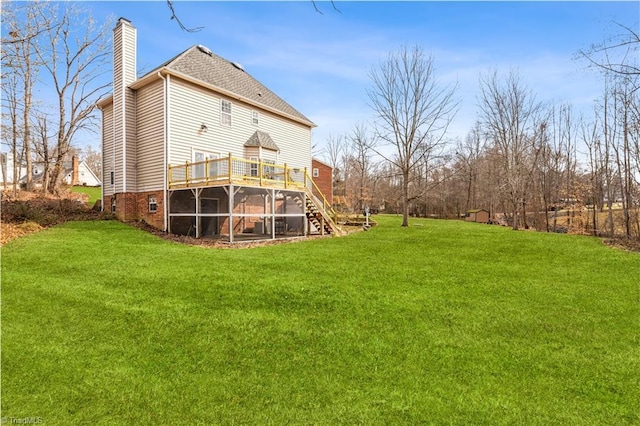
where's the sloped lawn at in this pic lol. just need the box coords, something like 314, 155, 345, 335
71, 185, 102, 206
2, 216, 638, 424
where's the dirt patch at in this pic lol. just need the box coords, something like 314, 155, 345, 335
602, 237, 640, 253
1, 189, 108, 246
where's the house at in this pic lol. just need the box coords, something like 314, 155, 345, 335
311, 158, 333, 206
465, 209, 490, 223
98, 18, 341, 242
60, 156, 101, 186
1, 154, 101, 188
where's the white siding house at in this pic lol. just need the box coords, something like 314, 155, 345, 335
98, 18, 340, 241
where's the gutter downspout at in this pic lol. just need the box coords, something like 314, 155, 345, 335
158, 71, 168, 232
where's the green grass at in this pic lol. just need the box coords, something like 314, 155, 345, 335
2, 216, 638, 424
70, 185, 101, 205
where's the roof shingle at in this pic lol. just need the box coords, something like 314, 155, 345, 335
244, 130, 280, 152
147, 45, 313, 126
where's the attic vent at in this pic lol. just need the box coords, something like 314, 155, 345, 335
197, 44, 213, 56
231, 61, 245, 72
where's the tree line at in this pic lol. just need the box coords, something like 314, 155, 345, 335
1, 2, 111, 194
323, 30, 639, 238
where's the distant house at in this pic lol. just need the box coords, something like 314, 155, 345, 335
61, 157, 101, 186
2, 154, 101, 188
465, 209, 490, 224
97, 18, 341, 242
311, 158, 333, 206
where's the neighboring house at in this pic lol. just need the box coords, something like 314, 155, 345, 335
311, 158, 333, 206
59, 156, 101, 186
1, 154, 101, 188
98, 18, 341, 242
465, 209, 490, 224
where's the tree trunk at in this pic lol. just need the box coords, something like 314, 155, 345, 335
402, 171, 409, 227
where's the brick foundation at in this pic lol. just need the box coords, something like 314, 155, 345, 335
136, 190, 165, 230
109, 190, 166, 231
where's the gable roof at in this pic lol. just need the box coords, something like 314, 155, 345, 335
130, 45, 315, 127
312, 157, 333, 169
244, 130, 280, 152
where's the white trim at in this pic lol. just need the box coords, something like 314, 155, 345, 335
159, 71, 168, 232
121, 26, 127, 193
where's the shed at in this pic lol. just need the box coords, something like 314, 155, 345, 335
465, 209, 490, 223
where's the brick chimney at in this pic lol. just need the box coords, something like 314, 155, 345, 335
72, 155, 79, 185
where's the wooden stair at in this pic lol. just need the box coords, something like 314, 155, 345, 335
303, 188, 344, 236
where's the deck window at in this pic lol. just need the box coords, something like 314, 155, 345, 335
263, 160, 276, 179
221, 100, 232, 126
193, 151, 220, 179
249, 157, 259, 177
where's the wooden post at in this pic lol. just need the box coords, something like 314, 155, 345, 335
185, 161, 190, 186
284, 164, 288, 189
228, 153, 233, 184
229, 183, 234, 243
259, 158, 263, 187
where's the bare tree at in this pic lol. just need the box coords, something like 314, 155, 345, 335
32, 112, 54, 193
456, 122, 485, 211
579, 22, 640, 77
1, 2, 47, 191
82, 145, 102, 180
324, 133, 345, 180
348, 123, 375, 211
478, 69, 544, 230
32, 4, 112, 193
1, 52, 22, 193
367, 45, 458, 226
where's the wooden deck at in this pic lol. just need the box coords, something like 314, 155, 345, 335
168, 155, 307, 191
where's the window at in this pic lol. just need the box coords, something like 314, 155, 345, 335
193, 151, 205, 178
249, 157, 259, 177
252, 111, 259, 126
149, 195, 158, 213
221, 99, 232, 126
193, 151, 220, 179
263, 160, 276, 179
312, 168, 319, 178
110, 171, 115, 185
111, 197, 116, 213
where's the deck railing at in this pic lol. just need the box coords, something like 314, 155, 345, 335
168, 154, 341, 232
168, 155, 306, 190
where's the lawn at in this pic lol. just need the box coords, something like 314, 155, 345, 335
2, 216, 638, 424
70, 185, 101, 206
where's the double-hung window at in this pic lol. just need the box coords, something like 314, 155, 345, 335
221, 99, 232, 126
148, 196, 158, 213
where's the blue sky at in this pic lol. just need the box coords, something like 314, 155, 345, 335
84, 1, 639, 154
